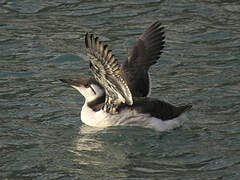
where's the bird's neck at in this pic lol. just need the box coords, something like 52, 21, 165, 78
86, 94, 105, 112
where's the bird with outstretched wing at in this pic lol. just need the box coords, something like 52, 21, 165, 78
85, 21, 165, 114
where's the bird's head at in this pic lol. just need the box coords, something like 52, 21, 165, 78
60, 78, 105, 103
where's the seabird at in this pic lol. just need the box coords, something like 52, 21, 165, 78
60, 21, 192, 131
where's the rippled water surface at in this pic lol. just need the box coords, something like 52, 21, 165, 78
1, 0, 240, 179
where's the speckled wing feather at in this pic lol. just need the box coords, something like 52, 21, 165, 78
85, 33, 133, 114
120, 21, 165, 97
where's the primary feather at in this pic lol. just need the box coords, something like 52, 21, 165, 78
85, 33, 133, 114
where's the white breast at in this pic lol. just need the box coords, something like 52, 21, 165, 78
80, 102, 187, 131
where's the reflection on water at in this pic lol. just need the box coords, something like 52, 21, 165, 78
1, 0, 240, 179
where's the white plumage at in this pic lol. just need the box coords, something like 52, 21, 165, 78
81, 100, 187, 131
60, 21, 192, 131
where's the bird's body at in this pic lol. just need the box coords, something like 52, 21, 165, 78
81, 102, 187, 131
60, 21, 192, 131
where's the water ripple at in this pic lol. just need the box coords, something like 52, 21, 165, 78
1, 0, 240, 179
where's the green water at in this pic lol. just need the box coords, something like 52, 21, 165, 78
1, 0, 240, 179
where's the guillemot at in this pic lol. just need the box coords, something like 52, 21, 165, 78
60, 21, 192, 131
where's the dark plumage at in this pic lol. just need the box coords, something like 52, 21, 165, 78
120, 21, 165, 97
131, 98, 192, 120
84, 21, 165, 113
61, 77, 192, 121
60, 20, 192, 125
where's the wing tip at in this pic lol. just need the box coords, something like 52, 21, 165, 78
140, 20, 165, 41
85, 33, 119, 70
85, 33, 97, 50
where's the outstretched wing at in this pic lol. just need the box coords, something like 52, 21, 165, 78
85, 33, 133, 114
120, 21, 165, 97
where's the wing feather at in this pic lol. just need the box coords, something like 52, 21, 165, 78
120, 21, 165, 97
85, 33, 133, 114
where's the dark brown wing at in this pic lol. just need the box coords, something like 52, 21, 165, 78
132, 97, 192, 120
120, 21, 165, 97
85, 33, 133, 114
